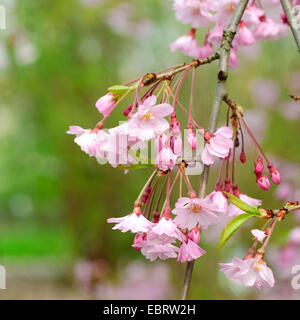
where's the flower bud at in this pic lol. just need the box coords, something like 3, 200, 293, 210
254, 156, 264, 174
268, 166, 281, 185
256, 173, 270, 191
187, 128, 197, 149
96, 93, 116, 116
133, 233, 144, 251
240, 151, 246, 164
188, 226, 200, 244
123, 104, 133, 116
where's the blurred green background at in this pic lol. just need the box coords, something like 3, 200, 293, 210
0, 0, 299, 299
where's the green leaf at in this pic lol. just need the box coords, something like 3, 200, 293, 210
224, 192, 261, 215
108, 85, 137, 100
218, 213, 258, 250
116, 163, 155, 171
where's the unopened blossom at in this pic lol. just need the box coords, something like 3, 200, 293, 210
133, 233, 145, 251
255, 156, 264, 174
95, 93, 116, 116
220, 257, 275, 288
256, 173, 271, 191
172, 196, 221, 230
172, 0, 214, 28
187, 127, 197, 149
170, 32, 200, 57
125, 95, 173, 141
177, 239, 206, 262
188, 226, 200, 244
251, 229, 267, 243
268, 166, 281, 185
170, 135, 182, 155
155, 133, 178, 171
202, 126, 233, 165
107, 208, 153, 233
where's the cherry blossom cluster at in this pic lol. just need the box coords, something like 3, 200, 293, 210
170, 0, 293, 67
67, 0, 300, 292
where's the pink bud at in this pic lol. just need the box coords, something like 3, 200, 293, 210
170, 135, 182, 155
224, 178, 232, 194
240, 151, 246, 164
187, 128, 197, 149
123, 104, 133, 116
254, 156, 264, 174
269, 166, 281, 185
133, 233, 144, 251
256, 173, 270, 191
188, 226, 200, 244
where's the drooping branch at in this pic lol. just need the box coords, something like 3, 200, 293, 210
180, 0, 250, 301
280, 0, 300, 51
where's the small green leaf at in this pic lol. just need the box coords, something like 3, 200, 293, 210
218, 213, 258, 250
224, 192, 261, 215
116, 163, 155, 171
108, 85, 137, 100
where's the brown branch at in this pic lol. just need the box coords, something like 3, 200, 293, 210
280, 0, 300, 52
180, 0, 250, 301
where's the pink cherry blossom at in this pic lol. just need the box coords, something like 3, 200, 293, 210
155, 133, 178, 171
172, 196, 221, 230
234, 21, 255, 46
197, 41, 214, 60
220, 257, 275, 288
172, 0, 214, 28
67, 125, 89, 137
156, 147, 177, 171
207, 23, 223, 45
147, 217, 184, 244
251, 229, 267, 243
107, 209, 153, 233
254, 16, 286, 40
212, 0, 239, 27
68, 127, 107, 157
289, 227, 300, 245
95, 93, 116, 116
177, 239, 206, 262
206, 190, 228, 215
202, 127, 233, 165
138, 241, 179, 261
170, 33, 200, 57
228, 48, 239, 68
125, 95, 173, 141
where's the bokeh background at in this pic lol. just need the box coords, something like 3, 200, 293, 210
0, 0, 300, 299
